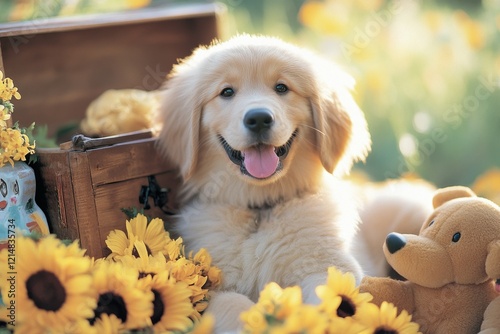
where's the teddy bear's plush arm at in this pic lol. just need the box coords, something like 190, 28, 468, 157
480, 298, 500, 334
359, 276, 415, 313
480, 240, 500, 333
485, 240, 500, 279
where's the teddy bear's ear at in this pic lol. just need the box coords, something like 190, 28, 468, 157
432, 186, 477, 209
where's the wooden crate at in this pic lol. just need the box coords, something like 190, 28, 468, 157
34, 131, 182, 258
0, 3, 221, 257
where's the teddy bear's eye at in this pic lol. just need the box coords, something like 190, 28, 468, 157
452, 232, 461, 243
428, 220, 435, 227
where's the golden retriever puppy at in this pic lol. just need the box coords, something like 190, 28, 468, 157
156, 34, 414, 331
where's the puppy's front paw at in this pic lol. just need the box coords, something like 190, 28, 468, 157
207, 291, 255, 333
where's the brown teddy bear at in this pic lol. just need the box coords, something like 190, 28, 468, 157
359, 186, 500, 334
479, 239, 500, 333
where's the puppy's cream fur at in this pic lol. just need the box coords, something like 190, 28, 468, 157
157, 35, 427, 332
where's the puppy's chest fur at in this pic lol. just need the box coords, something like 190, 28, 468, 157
175, 188, 357, 301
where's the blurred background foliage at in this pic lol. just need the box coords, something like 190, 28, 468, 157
0, 0, 499, 197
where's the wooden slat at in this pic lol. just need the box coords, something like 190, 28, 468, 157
86, 138, 178, 186
34, 148, 80, 241
68, 151, 103, 257
0, 3, 223, 36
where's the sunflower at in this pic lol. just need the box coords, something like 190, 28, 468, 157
170, 248, 222, 317
0, 235, 96, 332
105, 214, 169, 259
327, 316, 368, 334
241, 282, 304, 333
277, 304, 329, 334
166, 256, 198, 283
90, 313, 124, 334
316, 266, 373, 319
356, 302, 421, 334
163, 234, 184, 261
137, 270, 194, 332
191, 313, 215, 334
89, 260, 153, 330
117, 240, 168, 279
192, 248, 222, 290
4, 320, 94, 334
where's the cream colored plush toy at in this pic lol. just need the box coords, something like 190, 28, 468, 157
360, 186, 500, 334
81, 89, 160, 137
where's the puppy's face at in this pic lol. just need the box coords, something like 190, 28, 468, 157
158, 35, 371, 188
200, 48, 315, 183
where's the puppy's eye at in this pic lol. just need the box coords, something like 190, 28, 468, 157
275, 83, 288, 94
220, 87, 235, 98
452, 232, 461, 243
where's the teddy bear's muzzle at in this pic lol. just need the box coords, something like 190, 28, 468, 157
386, 232, 407, 254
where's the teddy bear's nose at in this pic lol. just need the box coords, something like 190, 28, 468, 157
386, 232, 407, 254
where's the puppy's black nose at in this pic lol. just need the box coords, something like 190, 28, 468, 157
386, 233, 407, 254
244, 108, 274, 133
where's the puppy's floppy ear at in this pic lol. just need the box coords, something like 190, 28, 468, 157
156, 48, 208, 180
310, 60, 371, 175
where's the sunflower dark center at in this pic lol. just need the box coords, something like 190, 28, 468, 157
336, 296, 356, 318
26, 270, 66, 311
151, 289, 165, 325
89, 292, 127, 325
132, 243, 152, 258
138, 271, 156, 280
374, 327, 398, 334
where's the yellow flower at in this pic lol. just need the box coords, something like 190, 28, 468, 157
166, 256, 198, 283
137, 271, 194, 332
241, 282, 305, 333
354, 0, 384, 11
0, 128, 35, 167
163, 234, 184, 261
207, 265, 222, 289
299, 1, 350, 35
105, 214, 169, 259
89, 313, 123, 334
0, 70, 21, 101
356, 302, 421, 334
117, 240, 168, 279
0, 104, 11, 128
328, 316, 368, 334
279, 305, 329, 334
193, 248, 222, 289
472, 168, 500, 205
166, 251, 222, 317
126, 0, 151, 9
89, 260, 153, 330
191, 313, 216, 334
0, 235, 96, 332
316, 266, 373, 319
423, 11, 444, 33
240, 307, 268, 334
454, 10, 485, 50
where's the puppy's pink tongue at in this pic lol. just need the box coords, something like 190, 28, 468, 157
243, 145, 279, 179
